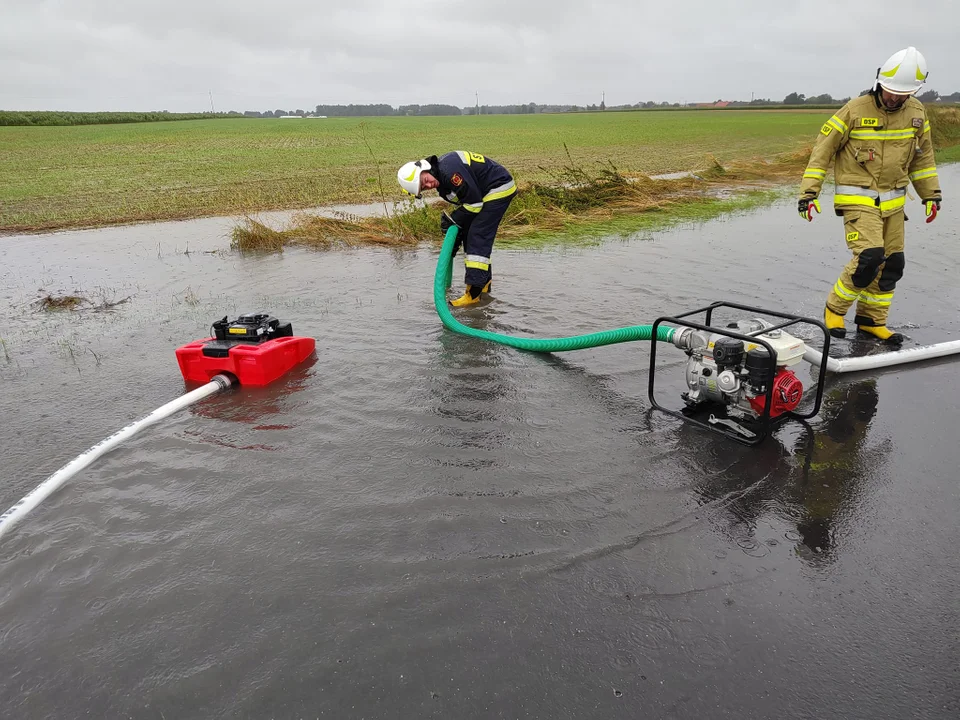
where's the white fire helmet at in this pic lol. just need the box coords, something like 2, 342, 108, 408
397, 159, 431, 198
874, 46, 929, 95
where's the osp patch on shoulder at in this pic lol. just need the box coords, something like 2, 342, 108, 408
820, 124, 832, 136
451, 173, 463, 187
912, 117, 923, 128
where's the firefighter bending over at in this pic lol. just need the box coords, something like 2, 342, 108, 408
398, 151, 517, 307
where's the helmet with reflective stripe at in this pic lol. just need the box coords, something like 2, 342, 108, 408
397, 158, 431, 198
874, 46, 929, 95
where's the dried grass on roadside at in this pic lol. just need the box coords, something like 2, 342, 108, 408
232, 147, 811, 253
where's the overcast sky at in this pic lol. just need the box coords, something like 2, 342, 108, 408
2, 0, 959, 112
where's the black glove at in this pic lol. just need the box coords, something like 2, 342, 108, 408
440, 211, 459, 234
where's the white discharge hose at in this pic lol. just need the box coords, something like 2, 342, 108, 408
804, 340, 960, 373
0, 374, 234, 542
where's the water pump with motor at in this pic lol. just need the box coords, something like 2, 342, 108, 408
649, 302, 831, 444
677, 318, 806, 419
175, 311, 316, 386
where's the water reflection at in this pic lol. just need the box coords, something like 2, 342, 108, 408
684, 377, 882, 566
792, 378, 880, 563
531, 352, 660, 436
187, 354, 318, 427
425, 314, 522, 462
679, 417, 795, 540
430, 310, 519, 421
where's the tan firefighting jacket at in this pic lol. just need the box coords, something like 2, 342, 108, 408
799, 94, 942, 217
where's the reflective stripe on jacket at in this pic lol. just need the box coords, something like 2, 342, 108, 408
427, 151, 516, 226
799, 94, 941, 216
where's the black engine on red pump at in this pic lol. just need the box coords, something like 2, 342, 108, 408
648, 302, 831, 445
677, 319, 806, 419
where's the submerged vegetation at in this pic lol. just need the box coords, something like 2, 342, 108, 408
34, 294, 87, 311
31, 291, 132, 313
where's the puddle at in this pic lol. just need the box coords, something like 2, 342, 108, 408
1, 165, 958, 719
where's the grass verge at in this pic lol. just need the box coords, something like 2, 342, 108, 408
231, 149, 806, 253
232, 105, 960, 253
929, 105, 960, 159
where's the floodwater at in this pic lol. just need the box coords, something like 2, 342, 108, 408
1, 167, 958, 719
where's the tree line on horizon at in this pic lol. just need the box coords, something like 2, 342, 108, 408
256, 90, 960, 116
2, 90, 959, 126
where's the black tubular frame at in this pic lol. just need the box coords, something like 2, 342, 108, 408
648, 301, 831, 446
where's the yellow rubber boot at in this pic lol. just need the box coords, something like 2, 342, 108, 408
824, 307, 847, 339
857, 324, 904, 345
450, 281, 491, 308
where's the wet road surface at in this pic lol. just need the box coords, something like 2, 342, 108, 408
1, 169, 959, 719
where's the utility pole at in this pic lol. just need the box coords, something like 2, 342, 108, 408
601, 91, 605, 110
209, 90, 215, 113
476, 91, 480, 116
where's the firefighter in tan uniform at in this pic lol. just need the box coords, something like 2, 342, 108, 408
798, 47, 943, 344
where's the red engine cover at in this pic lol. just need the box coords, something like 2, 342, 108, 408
748, 368, 804, 418
176, 335, 316, 387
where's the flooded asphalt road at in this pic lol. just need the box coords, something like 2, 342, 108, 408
1, 168, 959, 719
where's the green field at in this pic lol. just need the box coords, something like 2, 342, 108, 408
0, 111, 825, 233
1, 108, 956, 234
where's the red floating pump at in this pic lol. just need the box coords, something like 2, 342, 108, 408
176, 312, 315, 386
748, 368, 804, 418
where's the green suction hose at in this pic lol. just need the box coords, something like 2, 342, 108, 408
434, 226, 675, 352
